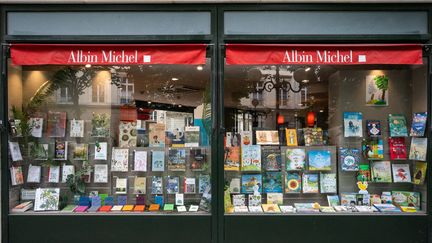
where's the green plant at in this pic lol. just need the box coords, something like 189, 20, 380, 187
374, 75, 389, 101
66, 161, 92, 196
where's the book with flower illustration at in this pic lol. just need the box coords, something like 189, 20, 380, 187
47, 111, 66, 137
410, 112, 427, 137
29, 117, 44, 138
303, 128, 324, 146
371, 161, 392, 183
388, 114, 408, 137
413, 161, 427, 185
302, 173, 319, 193
286, 148, 306, 171
72, 143, 88, 160
91, 113, 110, 137
285, 128, 298, 146
263, 172, 283, 193
262, 147, 282, 171
133, 150, 147, 171
388, 137, 407, 160
256, 130, 279, 145
343, 112, 363, 137
339, 147, 360, 171
34, 188, 60, 211
54, 141, 68, 160
285, 172, 301, 193
70, 119, 84, 138
190, 148, 207, 171
241, 145, 261, 171
362, 138, 384, 160
111, 148, 129, 172
119, 121, 137, 147
409, 137, 428, 161
392, 164, 411, 183
241, 174, 262, 194
168, 149, 186, 171
308, 150, 331, 171
224, 147, 240, 171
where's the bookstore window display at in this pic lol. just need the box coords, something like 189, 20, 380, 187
223, 61, 428, 214
8, 59, 213, 214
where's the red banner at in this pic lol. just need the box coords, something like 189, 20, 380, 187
11, 44, 207, 65
226, 44, 423, 65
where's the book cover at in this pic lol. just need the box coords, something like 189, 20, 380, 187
366, 120, 381, 136
60, 205, 77, 213
28, 143, 49, 160
198, 174, 211, 194
362, 138, 384, 160
111, 148, 129, 172
184, 177, 196, 194
320, 173, 337, 193
151, 150, 165, 172
285, 172, 301, 193
392, 164, 411, 183
391, 191, 420, 209
151, 176, 163, 194
357, 164, 371, 182
248, 194, 262, 207
115, 178, 127, 194
47, 111, 66, 137
136, 128, 148, 147
154, 196, 163, 208
240, 131, 253, 147
54, 141, 68, 160
119, 121, 137, 147
388, 137, 407, 160
262, 147, 282, 171
72, 143, 88, 160
61, 164, 75, 183
34, 188, 60, 211
168, 149, 186, 171
286, 148, 306, 171
175, 193, 184, 206
339, 148, 360, 171
94, 164, 108, 183
285, 128, 298, 146
190, 148, 207, 171
136, 195, 146, 205
27, 164, 41, 183
8, 141, 22, 161
10, 166, 24, 186
133, 205, 146, 212
366, 75, 389, 106
29, 117, 44, 138
91, 113, 110, 137
122, 205, 134, 211
225, 132, 233, 147
163, 204, 174, 211
410, 112, 427, 137
167, 176, 180, 194
184, 126, 200, 147
371, 161, 392, 183
48, 165, 60, 183
249, 206, 263, 213
229, 178, 241, 194
308, 150, 332, 171
413, 161, 427, 185
267, 193, 283, 205
70, 119, 84, 138
94, 142, 108, 160
409, 137, 428, 161
388, 114, 408, 137
241, 145, 261, 171
343, 112, 363, 137
256, 130, 279, 145
224, 147, 240, 171
133, 177, 146, 194
303, 128, 324, 146
241, 174, 262, 194
261, 204, 281, 213
169, 126, 185, 147
263, 172, 283, 193
327, 195, 340, 207
340, 193, 357, 206
149, 123, 166, 147
133, 150, 147, 171
279, 205, 295, 213
234, 205, 249, 213
302, 173, 319, 193
232, 194, 246, 206
9, 119, 22, 137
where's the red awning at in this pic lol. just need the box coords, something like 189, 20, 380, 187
226, 44, 423, 65
11, 44, 207, 65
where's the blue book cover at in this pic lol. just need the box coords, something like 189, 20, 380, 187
366, 120, 381, 136
241, 174, 262, 194
152, 176, 163, 194
166, 176, 180, 194
198, 174, 211, 193
410, 112, 427, 137
78, 196, 91, 206
117, 195, 127, 205
155, 195, 164, 207
343, 112, 363, 137
104, 196, 115, 206
308, 150, 332, 171
152, 151, 165, 172
91, 196, 102, 207
339, 148, 360, 171
263, 172, 283, 193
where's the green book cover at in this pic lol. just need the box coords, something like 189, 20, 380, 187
61, 205, 77, 212
163, 204, 174, 211
99, 194, 108, 205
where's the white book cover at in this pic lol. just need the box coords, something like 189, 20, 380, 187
61, 165, 75, 183
185, 126, 200, 147
8, 141, 23, 161
111, 148, 129, 172
94, 164, 108, 183
70, 119, 84, 137
229, 178, 241, 194
234, 205, 249, 213
10, 166, 24, 186
177, 205, 187, 212
48, 166, 60, 183
279, 205, 296, 213
232, 194, 246, 206
27, 164, 41, 183
240, 131, 253, 147
29, 117, 44, 138
248, 206, 263, 213
175, 193, 184, 206
184, 177, 196, 194
392, 164, 412, 183
34, 188, 60, 211
115, 177, 127, 194
133, 177, 146, 194
134, 151, 147, 172
188, 205, 199, 212
94, 142, 108, 160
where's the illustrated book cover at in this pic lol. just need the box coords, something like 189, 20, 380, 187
151, 150, 165, 172
29, 117, 44, 138
151, 176, 163, 194
302, 173, 319, 193
167, 176, 180, 194
48, 165, 60, 183
339, 147, 360, 171
409, 137, 427, 161
184, 126, 200, 147
47, 111, 67, 137
10, 166, 24, 186
224, 147, 240, 171
371, 161, 392, 183
70, 119, 84, 138
241, 174, 262, 194
285, 128, 298, 146
133, 177, 146, 194
61, 164, 75, 183
8, 141, 22, 161
388, 114, 408, 137
392, 164, 411, 183
241, 145, 261, 171
286, 148, 306, 171
263, 172, 283, 193
410, 112, 427, 137
27, 164, 41, 183
94, 164, 108, 183
72, 143, 88, 160
133, 150, 147, 171
388, 137, 407, 160
285, 172, 301, 193
262, 147, 282, 171
94, 142, 108, 160
320, 173, 337, 193
362, 138, 384, 160
343, 112, 363, 137
190, 148, 207, 171
366, 120, 381, 136
308, 150, 332, 171
255, 130, 279, 145
303, 128, 324, 146
168, 149, 186, 171
149, 123, 166, 147
184, 177, 196, 194
118, 121, 137, 148
54, 141, 68, 160
111, 148, 129, 172
34, 188, 60, 211
413, 161, 427, 185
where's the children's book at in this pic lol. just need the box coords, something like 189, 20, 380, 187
169, 126, 185, 147
149, 123, 166, 147
48, 165, 60, 183
241, 145, 261, 171
373, 204, 401, 212
118, 121, 137, 147
248, 194, 262, 207
303, 128, 324, 146
133, 150, 147, 171
72, 143, 88, 160
199, 188, 211, 212
340, 193, 357, 206
27, 164, 41, 183
240, 131, 253, 147
29, 117, 44, 138
392, 164, 411, 183
308, 150, 331, 171
10, 166, 24, 186
388, 114, 408, 137
388, 137, 407, 160
249, 206, 264, 213
410, 112, 427, 137
302, 173, 319, 193
366, 120, 381, 137
371, 161, 392, 183
175, 193, 184, 206
339, 148, 360, 171
413, 161, 427, 185
229, 178, 241, 194
232, 194, 246, 206
47, 111, 66, 137
198, 174, 211, 194
241, 174, 262, 194
184, 126, 200, 147
263, 172, 283, 193
256, 130, 279, 145
343, 112, 363, 137
320, 173, 337, 193
392, 191, 420, 209
224, 147, 240, 171
133, 177, 146, 194
151, 176, 163, 194
34, 188, 60, 211
327, 195, 340, 207
94, 142, 108, 160
168, 149, 186, 171
8, 141, 22, 161
409, 137, 428, 161
261, 204, 281, 213
152, 150, 165, 172
267, 193, 283, 205
262, 147, 282, 171
357, 164, 371, 182
184, 177, 196, 194
286, 148, 306, 171
166, 176, 180, 194
279, 206, 295, 213
285, 128, 298, 146
70, 119, 84, 138
111, 148, 129, 172
54, 141, 68, 160
91, 113, 110, 137
190, 148, 207, 171
285, 172, 301, 193
94, 164, 108, 183
362, 138, 384, 160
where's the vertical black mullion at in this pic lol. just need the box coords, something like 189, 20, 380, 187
427, 48, 432, 243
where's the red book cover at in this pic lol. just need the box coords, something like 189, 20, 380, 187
47, 111, 67, 137
388, 137, 407, 160
98, 205, 113, 212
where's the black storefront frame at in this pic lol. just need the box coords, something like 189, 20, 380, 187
0, 3, 431, 243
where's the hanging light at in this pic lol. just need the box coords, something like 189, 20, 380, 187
277, 114, 285, 125
306, 111, 315, 127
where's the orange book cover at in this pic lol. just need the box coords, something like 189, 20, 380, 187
122, 205, 134, 211
149, 204, 160, 211
133, 205, 145, 212
98, 205, 112, 212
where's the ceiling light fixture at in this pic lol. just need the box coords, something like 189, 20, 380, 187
305, 67, 311, 72
85, 64, 92, 68
171, 78, 179, 81
197, 66, 203, 71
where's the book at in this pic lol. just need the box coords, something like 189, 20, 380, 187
94, 164, 108, 183
72, 143, 88, 160
354, 206, 376, 213
119, 121, 137, 147
98, 205, 113, 212
410, 112, 427, 137
339, 148, 360, 171
190, 148, 207, 171
167, 176, 180, 194
177, 205, 187, 212
308, 150, 331, 171
320, 206, 336, 213
117, 195, 127, 206
60, 205, 77, 213
241, 174, 262, 194
94, 142, 108, 160
224, 147, 240, 171
133, 150, 147, 171
249, 206, 263, 213
91, 113, 110, 137
10, 166, 24, 186
381, 191, 392, 204
198, 174, 211, 193
232, 194, 246, 206
413, 161, 427, 185
27, 164, 41, 183
48, 166, 60, 183
241, 145, 261, 171
263, 172, 283, 193
155, 195, 164, 207
388, 137, 407, 160
409, 137, 428, 161
199, 187, 212, 212
392, 164, 411, 183
169, 126, 185, 147
320, 173, 337, 193
8, 141, 22, 161
175, 193, 184, 206
327, 195, 340, 207
285, 172, 301, 193
234, 205, 249, 213
74, 206, 89, 212
47, 111, 66, 137
184, 126, 200, 147
388, 114, 408, 137
255, 130, 279, 145
149, 123, 166, 147
9, 119, 22, 137
261, 204, 281, 213
184, 177, 196, 194
61, 165, 75, 183
366, 120, 381, 136
115, 178, 127, 194
151, 176, 163, 194
229, 178, 241, 193
29, 117, 44, 138
285, 128, 298, 146
285, 148, 306, 171
168, 149, 186, 171
54, 141, 68, 160
122, 205, 134, 211
163, 204, 174, 211
111, 148, 129, 172
302, 173, 319, 193
133, 205, 145, 212
28, 143, 49, 160
70, 119, 84, 137
111, 205, 124, 211
362, 138, 384, 160
267, 193, 283, 205
151, 150, 165, 172
371, 161, 392, 183
248, 194, 262, 207
303, 128, 323, 146
240, 131, 253, 147
136, 195, 146, 205
340, 193, 357, 206
278, 205, 295, 213
262, 147, 282, 171
133, 177, 146, 194
392, 191, 420, 209
400, 206, 417, 213
34, 188, 60, 211
343, 112, 363, 137
188, 205, 199, 212
357, 164, 371, 181
136, 127, 148, 147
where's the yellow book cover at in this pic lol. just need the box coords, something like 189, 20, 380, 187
149, 204, 160, 211
122, 205, 134, 211
285, 129, 298, 146
261, 204, 281, 213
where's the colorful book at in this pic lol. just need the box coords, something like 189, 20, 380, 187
133, 150, 147, 171
262, 147, 282, 171
371, 161, 392, 183
54, 141, 68, 160
8, 141, 22, 161
151, 176, 163, 194
163, 204, 174, 211
34, 188, 60, 211
373, 204, 401, 212
343, 112, 363, 137
302, 173, 319, 193
94, 142, 108, 160
413, 161, 427, 185
240, 131, 253, 147
184, 126, 200, 147
152, 150, 165, 172
232, 194, 246, 206
255, 130, 279, 145
149, 123, 166, 147
48, 166, 60, 183
190, 148, 207, 171
60, 205, 77, 213
410, 112, 427, 137
47, 111, 66, 137
340, 193, 357, 206
27, 164, 41, 183
198, 174, 211, 194
224, 147, 240, 171
168, 149, 186, 171
72, 143, 88, 160
122, 205, 134, 211
286, 148, 306, 171
263, 172, 283, 193
366, 120, 381, 136
98, 205, 113, 212
118, 121, 137, 147
241, 174, 262, 194
248, 194, 262, 207
308, 150, 331, 171
133, 177, 146, 194
388, 114, 408, 137
91, 113, 110, 137
327, 195, 340, 207
267, 193, 283, 205
285, 128, 298, 146
28, 143, 48, 160
261, 204, 281, 213
392, 164, 411, 183
409, 137, 427, 161
133, 205, 145, 212
357, 164, 371, 182
10, 166, 24, 186
388, 137, 407, 160
94, 164, 108, 183
362, 138, 384, 160
303, 128, 323, 146
285, 172, 301, 193
115, 178, 127, 194
339, 148, 360, 171
184, 177, 196, 194
392, 191, 420, 209
74, 206, 88, 212
29, 117, 44, 138
241, 145, 261, 171
111, 148, 129, 172
167, 176, 180, 194
320, 173, 337, 193
70, 119, 84, 138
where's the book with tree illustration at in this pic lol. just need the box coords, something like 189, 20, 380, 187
241, 145, 261, 171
